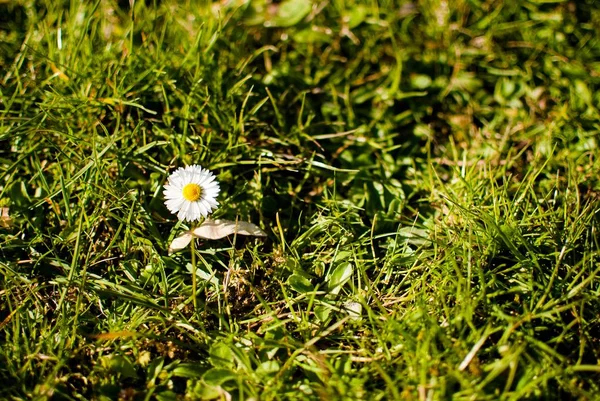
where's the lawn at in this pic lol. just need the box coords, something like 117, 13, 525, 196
1, 0, 600, 399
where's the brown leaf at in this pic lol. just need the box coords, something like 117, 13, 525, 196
1, 207, 12, 228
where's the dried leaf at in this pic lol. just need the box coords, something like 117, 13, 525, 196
343, 301, 362, 320
0, 207, 12, 228
168, 219, 266, 253
191, 219, 266, 240
168, 232, 193, 254
50, 63, 69, 81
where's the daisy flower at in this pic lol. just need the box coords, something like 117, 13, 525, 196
163, 165, 220, 222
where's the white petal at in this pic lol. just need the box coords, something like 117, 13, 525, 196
198, 199, 210, 212
164, 188, 182, 199
177, 201, 191, 221
191, 202, 202, 220
196, 201, 208, 217
204, 186, 219, 195
200, 176, 214, 186
205, 197, 218, 208
166, 198, 185, 211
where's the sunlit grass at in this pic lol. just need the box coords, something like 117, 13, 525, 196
1, 0, 600, 399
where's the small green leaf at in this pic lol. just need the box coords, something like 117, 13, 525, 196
315, 305, 331, 322
410, 74, 432, 89
209, 342, 234, 368
332, 250, 352, 264
288, 274, 314, 293
191, 382, 228, 400
256, 360, 280, 377
101, 355, 137, 379
242, 0, 267, 26
202, 368, 236, 385
155, 391, 179, 401
574, 79, 592, 105
146, 357, 165, 385
293, 28, 331, 43
328, 263, 353, 294
397, 226, 430, 247
172, 363, 206, 378
8, 181, 30, 208
346, 5, 368, 28
272, 0, 311, 27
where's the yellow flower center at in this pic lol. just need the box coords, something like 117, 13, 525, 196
182, 183, 202, 201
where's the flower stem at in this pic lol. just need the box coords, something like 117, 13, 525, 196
191, 229, 197, 311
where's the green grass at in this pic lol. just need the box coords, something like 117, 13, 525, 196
1, 0, 600, 399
